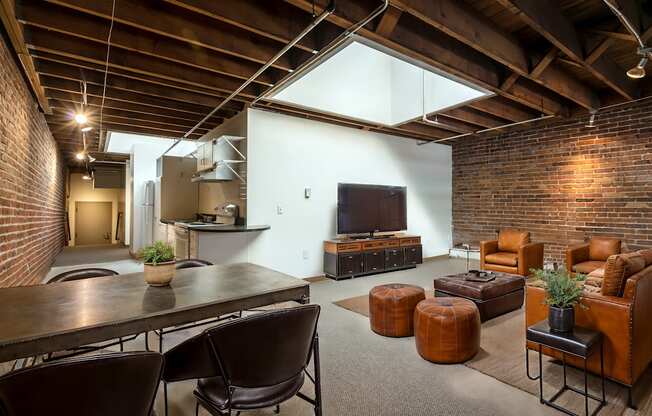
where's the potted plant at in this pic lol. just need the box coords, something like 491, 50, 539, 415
532, 268, 586, 332
140, 241, 176, 286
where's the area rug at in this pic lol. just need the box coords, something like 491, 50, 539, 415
333, 294, 652, 415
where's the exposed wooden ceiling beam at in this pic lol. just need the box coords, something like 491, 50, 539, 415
33, 52, 250, 109
160, 0, 323, 53
17, 2, 282, 86
530, 47, 559, 79
284, 0, 568, 118
496, 0, 638, 101
49, 118, 203, 139
24, 28, 261, 99
500, 72, 520, 91
392, 0, 599, 109
441, 107, 506, 128
586, 37, 616, 65
46, 114, 207, 137
36, 60, 243, 112
43, 0, 305, 72
468, 97, 534, 122
375, 5, 403, 38
39, 75, 233, 121
584, 28, 636, 42
50, 107, 215, 132
0, 0, 50, 113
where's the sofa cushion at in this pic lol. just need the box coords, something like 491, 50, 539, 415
497, 229, 530, 253
484, 252, 518, 267
636, 249, 652, 267
572, 261, 605, 275
589, 237, 621, 261
602, 254, 637, 297
587, 267, 604, 278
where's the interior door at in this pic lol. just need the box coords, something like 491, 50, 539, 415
75, 201, 113, 246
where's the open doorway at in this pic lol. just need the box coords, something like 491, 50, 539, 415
75, 201, 113, 246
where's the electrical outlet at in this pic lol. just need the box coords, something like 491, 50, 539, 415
302, 250, 309, 260
276, 205, 284, 215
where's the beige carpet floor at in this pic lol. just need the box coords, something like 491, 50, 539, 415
333, 294, 652, 416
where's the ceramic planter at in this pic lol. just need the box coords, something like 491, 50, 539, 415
548, 306, 575, 333
143, 261, 175, 286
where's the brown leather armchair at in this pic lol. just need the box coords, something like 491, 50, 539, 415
480, 229, 543, 276
526, 250, 652, 406
566, 237, 621, 276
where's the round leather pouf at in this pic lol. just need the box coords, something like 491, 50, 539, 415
414, 297, 481, 363
369, 284, 426, 337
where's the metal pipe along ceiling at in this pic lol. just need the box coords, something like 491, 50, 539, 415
162, 0, 338, 156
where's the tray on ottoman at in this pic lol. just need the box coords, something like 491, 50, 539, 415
434, 272, 525, 321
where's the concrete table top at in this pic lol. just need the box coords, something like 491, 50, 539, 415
0, 263, 309, 362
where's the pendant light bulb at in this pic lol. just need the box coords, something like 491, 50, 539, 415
74, 113, 88, 124
75, 151, 86, 160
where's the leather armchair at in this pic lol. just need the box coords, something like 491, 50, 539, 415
480, 229, 543, 276
566, 237, 621, 276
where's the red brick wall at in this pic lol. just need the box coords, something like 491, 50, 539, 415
0, 33, 66, 286
452, 98, 652, 266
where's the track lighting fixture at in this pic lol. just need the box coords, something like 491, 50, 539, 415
627, 56, 648, 79
81, 126, 93, 132
75, 151, 86, 160
74, 113, 88, 124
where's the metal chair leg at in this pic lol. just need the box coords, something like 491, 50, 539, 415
159, 330, 163, 353
195, 401, 199, 416
119, 337, 124, 352
274, 404, 280, 413
164, 382, 168, 416
145, 332, 150, 351
314, 333, 323, 416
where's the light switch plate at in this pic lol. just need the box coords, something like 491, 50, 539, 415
276, 205, 284, 215
304, 187, 311, 199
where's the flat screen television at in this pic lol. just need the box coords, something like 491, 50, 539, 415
337, 183, 407, 236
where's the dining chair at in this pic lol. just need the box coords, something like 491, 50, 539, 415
162, 305, 322, 416
45, 267, 134, 358
147, 259, 231, 353
0, 352, 163, 416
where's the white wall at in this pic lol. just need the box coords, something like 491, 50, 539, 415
67, 173, 124, 246
246, 109, 452, 278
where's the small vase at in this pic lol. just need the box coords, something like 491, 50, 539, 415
548, 306, 574, 332
143, 261, 175, 286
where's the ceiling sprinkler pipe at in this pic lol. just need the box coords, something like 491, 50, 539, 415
162, 0, 337, 156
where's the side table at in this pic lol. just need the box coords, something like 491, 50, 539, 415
526, 320, 606, 416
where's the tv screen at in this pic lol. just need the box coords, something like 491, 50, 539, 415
337, 183, 407, 235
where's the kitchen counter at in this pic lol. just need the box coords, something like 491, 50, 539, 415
185, 224, 270, 233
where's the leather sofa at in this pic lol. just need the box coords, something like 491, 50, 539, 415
480, 229, 543, 276
566, 237, 622, 276
526, 249, 652, 405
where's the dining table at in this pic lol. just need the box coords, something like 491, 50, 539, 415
0, 263, 310, 363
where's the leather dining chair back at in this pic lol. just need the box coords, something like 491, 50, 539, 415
163, 305, 322, 416
48, 268, 118, 283
207, 305, 319, 388
0, 352, 163, 416
175, 259, 213, 270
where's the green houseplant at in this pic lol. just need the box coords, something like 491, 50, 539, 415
140, 241, 175, 286
531, 268, 586, 332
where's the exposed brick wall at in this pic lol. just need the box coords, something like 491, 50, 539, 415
452, 98, 652, 266
0, 33, 65, 286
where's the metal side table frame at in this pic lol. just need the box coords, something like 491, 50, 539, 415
526, 321, 606, 416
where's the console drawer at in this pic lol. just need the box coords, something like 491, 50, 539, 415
364, 250, 385, 273
337, 242, 361, 253
400, 237, 421, 246
338, 253, 362, 276
385, 248, 404, 269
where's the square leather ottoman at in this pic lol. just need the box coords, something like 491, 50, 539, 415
434, 273, 525, 322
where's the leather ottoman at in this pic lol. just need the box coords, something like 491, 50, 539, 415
434, 273, 525, 322
414, 297, 480, 363
369, 284, 425, 337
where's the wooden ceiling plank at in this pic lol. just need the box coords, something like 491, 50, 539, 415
161, 0, 320, 53
441, 107, 505, 128
393, 0, 598, 109
0, 0, 50, 113
17, 2, 281, 86
586, 37, 616, 65
46, 114, 208, 135
24, 28, 260, 99
497, 0, 637, 101
468, 97, 533, 122
375, 5, 403, 38
33, 54, 249, 109
43, 0, 299, 71
530, 47, 558, 79
500, 72, 520, 91
36, 60, 243, 112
